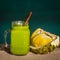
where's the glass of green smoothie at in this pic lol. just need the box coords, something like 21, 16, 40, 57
4, 11, 32, 55
4, 21, 30, 55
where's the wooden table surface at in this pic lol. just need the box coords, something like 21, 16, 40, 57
0, 44, 60, 60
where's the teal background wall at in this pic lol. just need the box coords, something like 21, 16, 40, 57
0, 0, 60, 43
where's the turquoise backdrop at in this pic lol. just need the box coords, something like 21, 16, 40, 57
0, 0, 60, 43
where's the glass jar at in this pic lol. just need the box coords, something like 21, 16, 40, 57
4, 21, 30, 55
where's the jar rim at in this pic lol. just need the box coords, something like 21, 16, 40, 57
12, 20, 28, 26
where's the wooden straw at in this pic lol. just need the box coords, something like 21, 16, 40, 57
23, 11, 32, 25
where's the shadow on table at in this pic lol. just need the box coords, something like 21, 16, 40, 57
0, 44, 11, 54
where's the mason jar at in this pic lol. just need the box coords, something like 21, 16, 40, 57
4, 21, 30, 55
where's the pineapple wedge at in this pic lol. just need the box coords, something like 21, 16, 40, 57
30, 28, 60, 54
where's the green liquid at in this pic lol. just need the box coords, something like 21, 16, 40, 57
10, 26, 30, 55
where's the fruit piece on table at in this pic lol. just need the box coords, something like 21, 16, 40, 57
30, 28, 59, 54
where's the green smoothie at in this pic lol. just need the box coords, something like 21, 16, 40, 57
10, 21, 30, 55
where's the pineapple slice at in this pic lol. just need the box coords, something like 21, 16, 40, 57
30, 28, 59, 54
